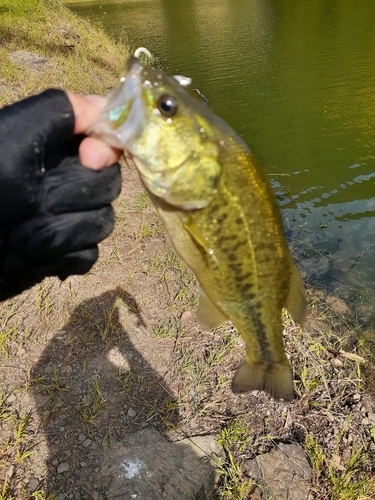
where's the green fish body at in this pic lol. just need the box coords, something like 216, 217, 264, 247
88, 56, 306, 401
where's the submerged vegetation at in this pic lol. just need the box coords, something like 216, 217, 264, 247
0, 0, 374, 499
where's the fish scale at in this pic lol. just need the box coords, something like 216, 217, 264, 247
88, 55, 306, 402
191, 151, 291, 360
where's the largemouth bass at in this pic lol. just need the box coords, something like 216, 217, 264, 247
88, 55, 306, 401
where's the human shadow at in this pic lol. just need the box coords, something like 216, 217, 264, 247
31, 288, 217, 499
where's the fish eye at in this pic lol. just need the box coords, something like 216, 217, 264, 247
157, 94, 178, 117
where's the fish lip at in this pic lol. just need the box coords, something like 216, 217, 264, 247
86, 57, 145, 150
125, 55, 141, 73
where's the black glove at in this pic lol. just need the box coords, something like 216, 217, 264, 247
0, 89, 122, 300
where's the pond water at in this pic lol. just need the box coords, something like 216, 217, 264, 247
67, 0, 375, 299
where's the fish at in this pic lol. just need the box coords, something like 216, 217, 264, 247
88, 55, 306, 402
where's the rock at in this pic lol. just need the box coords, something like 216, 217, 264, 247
368, 412, 375, 424
243, 457, 262, 482
101, 427, 220, 499
6, 465, 15, 478
182, 434, 223, 460
77, 432, 86, 443
27, 478, 38, 490
331, 454, 345, 471
127, 407, 136, 417
361, 395, 374, 414
143, 239, 165, 258
55, 27, 80, 48
60, 365, 72, 374
299, 255, 330, 276
326, 296, 349, 316
180, 311, 195, 327
331, 358, 343, 368
57, 461, 70, 474
7, 51, 54, 73
257, 443, 311, 500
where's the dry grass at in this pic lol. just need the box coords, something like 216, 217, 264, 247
0, 0, 128, 107
166, 290, 375, 499
0, 1, 374, 499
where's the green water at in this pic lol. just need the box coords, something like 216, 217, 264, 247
67, 0, 375, 294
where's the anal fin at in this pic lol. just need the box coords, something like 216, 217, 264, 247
197, 291, 227, 331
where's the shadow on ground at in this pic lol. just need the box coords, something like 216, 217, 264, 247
30, 288, 217, 499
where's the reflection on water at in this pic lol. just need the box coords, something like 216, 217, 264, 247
67, 0, 375, 295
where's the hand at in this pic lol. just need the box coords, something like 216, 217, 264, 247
0, 89, 122, 300
66, 92, 121, 170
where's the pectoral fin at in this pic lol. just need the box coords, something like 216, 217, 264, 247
183, 216, 209, 253
197, 291, 228, 331
232, 358, 295, 402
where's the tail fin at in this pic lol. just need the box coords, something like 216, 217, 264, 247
231, 358, 294, 402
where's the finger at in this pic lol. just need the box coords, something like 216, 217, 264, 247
79, 136, 121, 170
37, 246, 99, 279
1, 246, 99, 288
42, 160, 121, 214
66, 92, 107, 134
9, 206, 115, 256
57, 246, 99, 280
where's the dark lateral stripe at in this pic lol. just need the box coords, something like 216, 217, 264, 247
227, 252, 237, 261
218, 235, 234, 243
240, 272, 252, 280
245, 303, 274, 364
231, 239, 248, 251
255, 242, 271, 251
217, 212, 229, 222
229, 262, 243, 272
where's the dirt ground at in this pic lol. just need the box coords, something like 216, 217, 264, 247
0, 154, 374, 499
0, 158, 188, 497
0, 5, 371, 500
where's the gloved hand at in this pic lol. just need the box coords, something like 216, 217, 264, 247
0, 89, 122, 300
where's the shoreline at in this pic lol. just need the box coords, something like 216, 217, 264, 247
0, 1, 374, 498
0, 0, 128, 108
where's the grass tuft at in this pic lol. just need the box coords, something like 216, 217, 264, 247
0, 0, 129, 107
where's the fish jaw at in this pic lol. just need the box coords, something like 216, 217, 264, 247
87, 56, 145, 151
89, 56, 222, 210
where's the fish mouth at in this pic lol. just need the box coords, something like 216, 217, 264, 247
88, 55, 194, 199
87, 56, 145, 151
